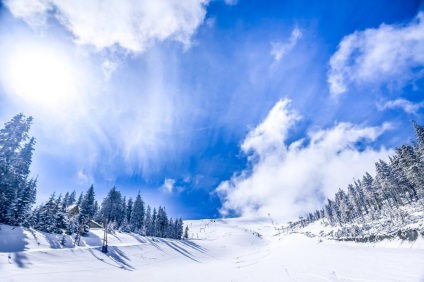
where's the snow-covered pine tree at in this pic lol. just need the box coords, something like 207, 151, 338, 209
157, 206, 169, 238
80, 185, 96, 221
412, 121, 424, 161
375, 160, 402, 208
152, 208, 158, 236
168, 218, 175, 238
53, 195, 68, 233
119, 196, 127, 229
176, 218, 184, 239
99, 186, 123, 229
68, 190, 77, 205
331, 196, 343, 226
62, 192, 70, 212
324, 199, 335, 225
347, 184, 363, 221
335, 189, 354, 224
184, 225, 189, 239
395, 145, 424, 202
130, 192, 145, 234
94, 200, 99, 215
361, 173, 381, 211
0, 114, 37, 225
9, 178, 37, 226
353, 179, 369, 215
76, 192, 83, 206
34, 193, 57, 233
126, 197, 133, 225
145, 205, 152, 236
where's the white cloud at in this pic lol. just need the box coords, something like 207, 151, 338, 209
101, 59, 120, 81
4, 0, 209, 53
162, 178, 176, 193
161, 178, 185, 193
216, 99, 392, 220
378, 98, 424, 114
328, 12, 424, 96
224, 0, 238, 6
270, 27, 302, 62
77, 170, 93, 186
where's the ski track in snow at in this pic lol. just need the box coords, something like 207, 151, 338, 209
1, 219, 424, 282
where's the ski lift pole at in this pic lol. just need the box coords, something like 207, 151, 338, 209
102, 218, 108, 253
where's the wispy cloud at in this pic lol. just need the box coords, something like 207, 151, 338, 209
377, 98, 424, 114
216, 99, 392, 220
328, 12, 424, 96
161, 178, 185, 193
270, 27, 302, 62
4, 0, 209, 54
0, 0, 212, 192
161, 178, 176, 193
224, 0, 238, 6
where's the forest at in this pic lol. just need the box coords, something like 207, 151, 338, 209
289, 122, 424, 239
0, 114, 187, 241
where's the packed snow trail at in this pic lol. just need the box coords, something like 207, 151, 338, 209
1, 218, 424, 282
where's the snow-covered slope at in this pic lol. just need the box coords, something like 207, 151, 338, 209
1, 218, 424, 282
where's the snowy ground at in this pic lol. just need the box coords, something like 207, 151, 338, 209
1, 218, 424, 282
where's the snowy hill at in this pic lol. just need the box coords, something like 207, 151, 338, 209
1, 218, 424, 282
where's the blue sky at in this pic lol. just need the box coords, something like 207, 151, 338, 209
0, 0, 423, 220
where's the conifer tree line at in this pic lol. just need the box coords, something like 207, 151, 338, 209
32, 185, 184, 240
292, 122, 424, 229
0, 114, 185, 240
0, 114, 37, 226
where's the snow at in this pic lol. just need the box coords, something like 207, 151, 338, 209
1, 218, 424, 282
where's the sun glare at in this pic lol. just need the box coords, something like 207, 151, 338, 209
7, 44, 77, 110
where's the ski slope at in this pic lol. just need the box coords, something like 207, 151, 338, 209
1, 218, 424, 282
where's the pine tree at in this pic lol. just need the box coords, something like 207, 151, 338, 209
375, 160, 401, 208
119, 197, 127, 229
335, 189, 354, 224
152, 208, 157, 236
76, 192, 83, 206
94, 200, 99, 215
34, 194, 58, 233
168, 218, 174, 238
412, 121, 424, 160
68, 190, 77, 205
145, 205, 152, 236
99, 186, 124, 227
361, 173, 381, 210
175, 218, 184, 239
395, 145, 423, 201
62, 192, 70, 212
157, 206, 169, 238
184, 225, 189, 239
330, 197, 343, 227
0, 114, 37, 225
347, 184, 363, 221
353, 179, 368, 214
130, 192, 145, 234
80, 185, 96, 221
126, 197, 133, 224
324, 199, 335, 224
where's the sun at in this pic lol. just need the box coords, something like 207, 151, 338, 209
5, 42, 78, 111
